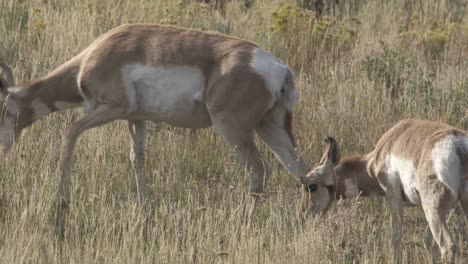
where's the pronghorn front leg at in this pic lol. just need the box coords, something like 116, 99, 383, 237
128, 120, 148, 208
420, 177, 458, 263
423, 225, 438, 264
211, 113, 268, 194
56, 105, 126, 235
389, 193, 404, 264
380, 173, 404, 264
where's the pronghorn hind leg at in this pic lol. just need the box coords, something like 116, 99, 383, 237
212, 116, 268, 194
379, 172, 404, 264
211, 114, 269, 222
389, 193, 404, 264
420, 177, 458, 263
423, 225, 438, 264
55, 105, 126, 237
128, 120, 148, 209
255, 107, 309, 180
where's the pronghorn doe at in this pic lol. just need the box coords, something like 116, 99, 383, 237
0, 24, 309, 224
300, 119, 468, 263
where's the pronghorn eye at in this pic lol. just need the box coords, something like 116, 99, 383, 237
326, 185, 335, 192
307, 184, 318, 192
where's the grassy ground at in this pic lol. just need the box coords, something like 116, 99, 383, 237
0, 0, 467, 263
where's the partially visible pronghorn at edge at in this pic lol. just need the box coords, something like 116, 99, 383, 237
0, 23, 310, 231
300, 119, 468, 263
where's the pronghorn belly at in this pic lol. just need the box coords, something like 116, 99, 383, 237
387, 154, 421, 205
431, 136, 466, 199
122, 64, 212, 128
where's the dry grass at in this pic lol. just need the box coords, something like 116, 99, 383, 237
0, 0, 467, 263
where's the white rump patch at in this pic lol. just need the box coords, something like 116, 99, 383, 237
387, 154, 420, 205
121, 64, 211, 128
250, 49, 292, 103
431, 136, 465, 198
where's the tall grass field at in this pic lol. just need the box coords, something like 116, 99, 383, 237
0, 0, 467, 263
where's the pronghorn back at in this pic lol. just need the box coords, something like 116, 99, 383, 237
76, 24, 297, 128
368, 119, 468, 203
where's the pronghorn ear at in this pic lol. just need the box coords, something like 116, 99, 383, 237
320, 136, 341, 165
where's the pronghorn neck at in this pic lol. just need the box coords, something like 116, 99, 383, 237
334, 155, 384, 199
11, 56, 83, 131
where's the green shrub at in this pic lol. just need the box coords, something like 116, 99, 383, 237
362, 43, 436, 113
398, 18, 468, 59
270, 4, 358, 63
271, 4, 310, 33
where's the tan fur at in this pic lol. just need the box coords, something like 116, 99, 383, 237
11, 56, 83, 130
368, 119, 459, 178
302, 119, 467, 263
300, 153, 383, 214
78, 24, 263, 112
335, 155, 384, 198
0, 24, 309, 231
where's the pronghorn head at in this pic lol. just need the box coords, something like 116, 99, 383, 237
300, 136, 341, 215
0, 63, 18, 152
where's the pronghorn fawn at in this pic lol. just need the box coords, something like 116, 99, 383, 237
300, 119, 468, 263
0, 24, 309, 233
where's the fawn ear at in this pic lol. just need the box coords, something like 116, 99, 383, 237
299, 176, 313, 186
319, 136, 341, 165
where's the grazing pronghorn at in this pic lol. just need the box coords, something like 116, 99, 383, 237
0, 23, 309, 221
300, 119, 468, 263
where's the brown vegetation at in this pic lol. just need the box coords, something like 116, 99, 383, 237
0, 0, 466, 263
